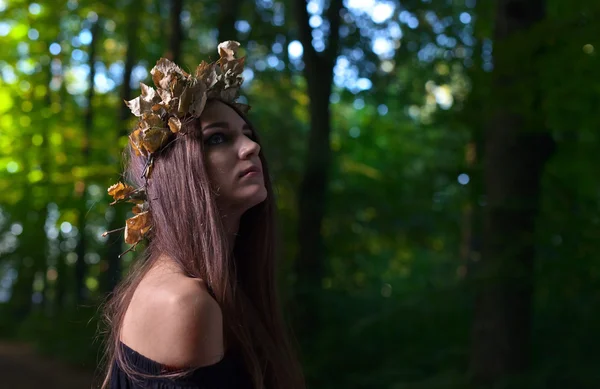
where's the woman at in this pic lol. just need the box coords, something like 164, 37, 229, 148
99, 41, 304, 389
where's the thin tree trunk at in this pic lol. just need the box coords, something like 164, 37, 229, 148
41, 63, 53, 313
55, 41, 70, 311
469, 0, 554, 384
168, 0, 183, 64
74, 19, 100, 304
10, 199, 36, 320
216, 0, 239, 42
292, 0, 343, 336
10, 7, 49, 315
102, 2, 138, 294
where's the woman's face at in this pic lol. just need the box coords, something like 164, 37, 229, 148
199, 101, 267, 213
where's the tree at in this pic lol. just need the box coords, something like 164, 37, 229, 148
102, 0, 139, 294
74, 18, 101, 304
292, 0, 344, 335
469, 0, 555, 384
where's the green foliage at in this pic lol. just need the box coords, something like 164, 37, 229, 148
0, 0, 599, 388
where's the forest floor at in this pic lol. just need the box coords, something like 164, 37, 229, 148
0, 341, 96, 389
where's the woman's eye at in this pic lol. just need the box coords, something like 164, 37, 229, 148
205, 133, 227, 146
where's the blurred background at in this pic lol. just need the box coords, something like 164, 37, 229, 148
1, 0, 600, 388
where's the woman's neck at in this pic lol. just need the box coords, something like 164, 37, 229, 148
220, 211, 240, 252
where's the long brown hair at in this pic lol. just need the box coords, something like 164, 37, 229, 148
99, 101, 304, 389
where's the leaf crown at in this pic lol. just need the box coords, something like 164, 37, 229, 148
104, 41, 249, 253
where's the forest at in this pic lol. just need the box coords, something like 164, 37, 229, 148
1, 0, 600, 388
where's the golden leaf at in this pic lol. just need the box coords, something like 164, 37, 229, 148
169, 75, 185, 99
151, 58, 189, 90
142, 113, 166, 131
152, 103, 168, 117
168, 116, 182, 133
125, 83, 162, 117
125, 211, 151, 244
195, 61, 211, 78
107, 182, 135, 201
129, 129, 147, 157
142, 128, 170, 153
132, 202, 148, 215
178, 86, 192, 114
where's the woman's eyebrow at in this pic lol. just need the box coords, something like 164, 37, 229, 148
202, 122, 251, 131
202, 121, 229, 131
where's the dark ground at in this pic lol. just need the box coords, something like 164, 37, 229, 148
0, 341, 96, 389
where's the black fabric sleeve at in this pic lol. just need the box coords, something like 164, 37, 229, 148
109, 342, 252, 389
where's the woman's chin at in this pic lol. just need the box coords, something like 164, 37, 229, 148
234, 186, 268, 212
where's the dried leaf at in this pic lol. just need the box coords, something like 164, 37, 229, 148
132, 202, 148, 215
142, 128, 170, 153
190, 92, 207, 117
151, 58, 189, 90
152, 103, 168, 117
107, 182, 136, 201
178, 86, 192, 114
168, 116, 182, 133
125, 83, 160, 117
218, 40, 240, 62
169, 75, 185, 99
187, 80, 208, 116
156, 87, 173, 105
195, 61, 211, 78
124, 97, 142, 117
233, 103, 251, 114
129, 129, 147, 157
142, 113, 166, 131
222, 57, 245, 75
196, 61, 218, 89
220, 88, 238, 102
125, 211, 151, 244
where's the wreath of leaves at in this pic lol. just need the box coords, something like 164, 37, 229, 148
105, 41, 249, 254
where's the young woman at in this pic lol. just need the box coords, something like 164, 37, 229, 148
99, 42, 304, 389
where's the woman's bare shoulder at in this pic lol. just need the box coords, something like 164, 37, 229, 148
120, 266, 224, 368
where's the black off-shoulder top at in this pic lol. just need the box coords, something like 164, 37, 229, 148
110, 342, 253, 389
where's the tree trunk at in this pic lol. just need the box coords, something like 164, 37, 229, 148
74, 19, 100, 304
168, 0, 183, 64
469, 0, 554, 384
216, 0, 240, 41
292, 0, 343, 336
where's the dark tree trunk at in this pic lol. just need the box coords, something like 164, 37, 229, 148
10, 25, 51, 317
102, 2, 138, 294
55, 235, 67, 311
10, 208, 40, 321
292, 0, 343, 336
216, 0, 240, 41
41, 65, 53, 313
168, 0, 183, 64
469, 0, 554, 384
74, 19, 100, 304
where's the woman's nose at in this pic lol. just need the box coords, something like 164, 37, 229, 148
239, 137, 260, 159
